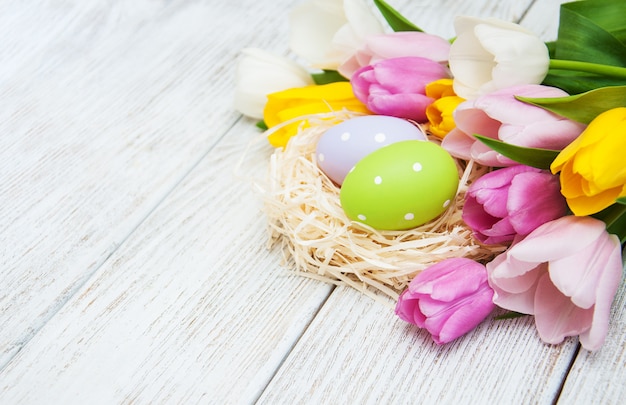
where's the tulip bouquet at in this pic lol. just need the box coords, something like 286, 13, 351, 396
234, 0, 626, 351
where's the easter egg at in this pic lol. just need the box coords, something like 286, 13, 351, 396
316, 115, 427, 185
340, 140, 459, 230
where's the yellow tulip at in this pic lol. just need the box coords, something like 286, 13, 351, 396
263, 81, 369, 148
425, 78, 457, 98
424, 79, 464, 139
550, 107, 626, 216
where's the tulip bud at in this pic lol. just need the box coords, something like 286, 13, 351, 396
233, 48, 313, 119
424, 79, 464, 138
263, 82, 369, 148
396, 258, 495, 344
338, 31, 451, 79
289, 0, 384, 69
441, 84, 586, 167
551, 107, 626, 216
449, 16, 550, 100
463, 165, 568, 245
351, 57, 450, 121
487, 216, 623, 351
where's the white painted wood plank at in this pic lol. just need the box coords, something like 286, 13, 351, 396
558, 280, 626, 405
388, 0, 535, 38
0, 119, 333, 404
0, 0, 299, 369
257, 285, 578, 404
519, 0, 567, 41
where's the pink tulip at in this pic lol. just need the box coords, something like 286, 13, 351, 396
351, 56, 450, 122
487, 216, 623, 351
338, 32, 451, 79
441, 84, 586, 166
396, 258, 496, 344
463, 165, 568, 245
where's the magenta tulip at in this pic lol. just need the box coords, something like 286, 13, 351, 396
338, 32, 451, 79
396, 258, 496, 344
441, 84, 586, 166
487, 216, 623, 351
351, 56, 450, 121
463, 165, 568, 245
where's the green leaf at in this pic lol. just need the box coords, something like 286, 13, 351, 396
516, 85, 626, 124
617, 197, 626, 205
542, 71, 626, 95
554, 0, 626, 67
473, 135, 560, 169
311, 70, 349, 85
594, 203, 626, 244
494, 311, 528, 320
256, 120, 268, 131
373, 0, 422, 32
608, 213, 626, 245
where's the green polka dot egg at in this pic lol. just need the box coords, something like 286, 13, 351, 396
339, 140, 459, 230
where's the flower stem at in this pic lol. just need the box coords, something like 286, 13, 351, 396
550, 59, 626, 79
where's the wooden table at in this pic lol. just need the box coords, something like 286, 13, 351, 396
1, 0, 624, 403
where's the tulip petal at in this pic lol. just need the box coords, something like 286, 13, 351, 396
448, 25, 494, 98
368, 92, 433, 121
498, 119, 585, 150
506, 216, 606, 263
289, 1, 345, 67
441, 128, 476, 161
487, 255, 542, 314
534, 273, 594, 345
548, 232, 621, 309
410, 258, 487, 301
490, 260, 545, 296
436, 286, 495, 344
370, 57, 449, 94
480, 218, 515, 244
579, 238, 623, 351
565, 191, 622, 216
477, 85, 568, 122
233, 48, 314, 118
472, 186, 508, 218
507, 171, 567, 235
454, 103, 501, 139
366, 32, 450, 63
475, 24, 549, 90
343, 0, 385, 39
450, 16, 550, 99
395, 290, 420, 324
462, 195, 499, 241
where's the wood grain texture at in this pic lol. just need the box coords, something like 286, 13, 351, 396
257, 285, 578, 404
0, 119, 333, 404
558, 280, 626, 405
1, 0, 624, 404
519, 0, 565, 41
386, 0, 534, 38
0, 0, 298, 369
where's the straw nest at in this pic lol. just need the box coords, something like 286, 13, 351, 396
260, 111, 505, 305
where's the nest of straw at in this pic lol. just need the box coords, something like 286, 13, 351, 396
260, 111, 505, 304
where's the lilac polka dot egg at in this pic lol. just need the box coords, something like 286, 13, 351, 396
316, 115, 427, 185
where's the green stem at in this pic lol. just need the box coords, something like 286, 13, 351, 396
550, 59, 626, 79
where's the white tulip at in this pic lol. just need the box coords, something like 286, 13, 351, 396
289, 0, 385, 69
233, 48, 313, 119
449, 16, 550, 100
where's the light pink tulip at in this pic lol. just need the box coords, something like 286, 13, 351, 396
396, 258, 496, 344
351, 56, 450, 121
487, 216, 623, 351
463, 165, 568, 245
338, 32, 451, 79
441, 84, 586, 166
